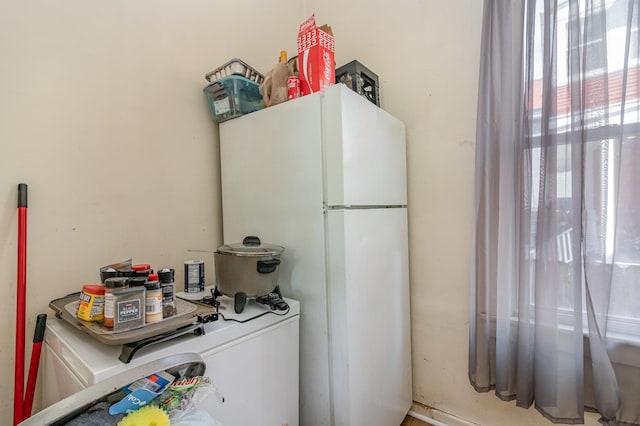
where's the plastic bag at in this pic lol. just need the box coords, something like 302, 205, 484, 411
154, 376, 222, 422
171, 410, 223, 426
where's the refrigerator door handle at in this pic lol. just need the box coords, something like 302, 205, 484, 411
325, 204, 407, 210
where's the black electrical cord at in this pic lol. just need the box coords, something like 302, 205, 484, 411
218, 305, 291, 324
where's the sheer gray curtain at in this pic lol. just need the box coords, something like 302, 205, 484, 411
470, 0, 640, 425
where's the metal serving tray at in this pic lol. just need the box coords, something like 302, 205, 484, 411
49, 293, 218, 362
205, 58, 264, 84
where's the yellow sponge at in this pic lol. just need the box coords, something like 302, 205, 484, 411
117, 405, 170, 426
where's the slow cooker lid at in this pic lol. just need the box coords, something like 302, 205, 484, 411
217, 236, 284, 256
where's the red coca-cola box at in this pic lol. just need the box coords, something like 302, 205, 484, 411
297, 14, 335, 96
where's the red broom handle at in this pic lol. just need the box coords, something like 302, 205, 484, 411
14, 183, 27, 426
23, 314, 46, 419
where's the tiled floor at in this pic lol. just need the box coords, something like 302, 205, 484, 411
401, 414, 433, 426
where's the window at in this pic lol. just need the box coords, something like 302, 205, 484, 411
524, 0, 640, 339
471, 1, 640, 423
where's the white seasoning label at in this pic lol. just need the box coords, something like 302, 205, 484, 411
117, 300, 141, 323
104, 293, 115, 318
145, 294, 162, 314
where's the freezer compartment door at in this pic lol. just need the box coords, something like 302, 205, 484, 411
219, 88, 327, 303
22, 353, 205, 426
326, 207, 413, 426
323, 84, 407, 207
220, 90, 333, 426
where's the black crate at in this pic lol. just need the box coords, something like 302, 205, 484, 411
335, 60, 380, 106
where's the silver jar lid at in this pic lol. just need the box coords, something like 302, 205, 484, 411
217, 236, 284, 256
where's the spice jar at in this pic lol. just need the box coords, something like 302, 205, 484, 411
104, 277, 128, 328
158, 268, 176, 318
145, 273, 163, 324
77, 284, 105, 322
117, 268, 133, 278
99, 267, 117, 283
113, 287, 145, 332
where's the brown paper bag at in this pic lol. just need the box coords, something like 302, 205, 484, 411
260, 61, 289, 107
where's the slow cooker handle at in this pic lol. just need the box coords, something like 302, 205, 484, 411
243, 236, 261, 246
257, 259, 280, 274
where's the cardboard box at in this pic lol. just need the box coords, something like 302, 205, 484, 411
297, 14, 335, 96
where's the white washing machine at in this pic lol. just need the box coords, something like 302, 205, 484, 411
36, 291, 299, 425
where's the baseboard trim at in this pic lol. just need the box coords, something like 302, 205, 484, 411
408, 409, 448, 426
409, 402, 480, 426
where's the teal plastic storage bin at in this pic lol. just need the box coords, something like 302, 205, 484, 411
203, 75, 265, 123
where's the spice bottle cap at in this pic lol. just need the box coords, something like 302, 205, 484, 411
132, 264, 151, 271
82, 284, 105, 295
104, 277, 128, 289
145, 280, 161, 291
128, 276, 147, 287
100, 267, 118, 283
158, 268, 175, 283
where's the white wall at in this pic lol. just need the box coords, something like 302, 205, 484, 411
0, 0, 303, 421
0, 1, 601, 425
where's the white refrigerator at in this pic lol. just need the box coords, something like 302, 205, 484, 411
219, 84, 412, 426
